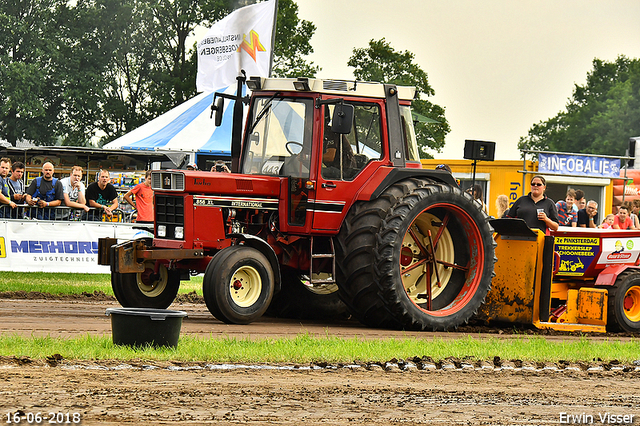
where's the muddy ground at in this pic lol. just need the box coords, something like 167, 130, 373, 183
1, 294, 639, 425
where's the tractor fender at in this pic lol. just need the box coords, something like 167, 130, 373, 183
595, 264, 640, 286
228, 233, 282, 293
363, 167, 459, 202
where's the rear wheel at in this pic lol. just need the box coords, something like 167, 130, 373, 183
202, 245, 274, 324
608, 272, 640, 333
336, 178, 495, 331
111, 261, 180, 308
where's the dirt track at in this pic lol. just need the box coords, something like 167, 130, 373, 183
1, 297, 640, 425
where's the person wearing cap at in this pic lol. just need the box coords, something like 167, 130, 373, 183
186, 162, 198, 171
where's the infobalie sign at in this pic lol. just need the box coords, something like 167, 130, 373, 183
538, 153, 620, 178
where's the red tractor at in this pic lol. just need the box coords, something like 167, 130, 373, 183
100, 75, 496, 331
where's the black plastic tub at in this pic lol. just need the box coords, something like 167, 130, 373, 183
105, 308, 188, 348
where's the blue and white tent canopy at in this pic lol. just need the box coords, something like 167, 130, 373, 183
104, 86, 241, 157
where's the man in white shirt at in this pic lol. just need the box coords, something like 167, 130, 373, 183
60, 166, 90, 220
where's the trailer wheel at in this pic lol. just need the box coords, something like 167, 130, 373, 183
266, 269, 349, 320
202, 245, 274, 324
111, 261, 180, 308
608, 272, 640, 333
336, 178, 495, 331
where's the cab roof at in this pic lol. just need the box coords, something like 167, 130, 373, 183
247, 77, 416, 101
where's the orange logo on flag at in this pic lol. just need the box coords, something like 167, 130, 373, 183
237, 30, 266, 62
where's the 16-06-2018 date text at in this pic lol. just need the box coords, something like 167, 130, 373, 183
5, 411, 81, 424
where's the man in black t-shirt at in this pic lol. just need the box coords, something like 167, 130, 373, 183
576, 200, 599, 228
85, 169, 118, 221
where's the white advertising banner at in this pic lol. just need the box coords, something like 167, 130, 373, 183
196, 0, 276, 93
0, 221, 150, 273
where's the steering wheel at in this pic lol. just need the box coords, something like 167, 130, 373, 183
285, 141, 304, 156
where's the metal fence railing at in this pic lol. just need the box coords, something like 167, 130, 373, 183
0, 205, 134, 223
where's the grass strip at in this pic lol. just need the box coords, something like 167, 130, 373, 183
0, 272, 203, 296
1, 334, 638, 364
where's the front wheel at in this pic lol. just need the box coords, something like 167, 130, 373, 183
608, 272, 640, 333
203, 245, 275, 324
111, 261, 180, 308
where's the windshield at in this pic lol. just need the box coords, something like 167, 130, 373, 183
241, 96, 314, 178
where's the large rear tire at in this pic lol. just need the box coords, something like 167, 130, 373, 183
607, 272, 640, 333
267, 269, 349, 320
336, 178, 495, 331
111, 261, 180, 308
202, 245, 275, 324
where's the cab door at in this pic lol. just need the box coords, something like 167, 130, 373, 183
312, 100, 386, 231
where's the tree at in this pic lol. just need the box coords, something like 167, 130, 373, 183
347, 38, 450, 158
0, 1, 67, 146
519, 56, 640, 157
271, 0, 319, 78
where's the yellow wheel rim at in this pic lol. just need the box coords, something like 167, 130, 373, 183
136, 263, 168, 297
401, 212, 454, 304
623, 285, 640, 323
229, 265, 262, 308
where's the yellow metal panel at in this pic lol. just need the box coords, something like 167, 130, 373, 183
477, 233, 540, 323
577, 288, 608, 325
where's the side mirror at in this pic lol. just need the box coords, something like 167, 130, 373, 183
331, 103, 354, 134
213, 97, 224, 127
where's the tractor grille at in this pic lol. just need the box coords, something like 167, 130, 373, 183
155, 194, 184, 239
151, 171, 185, 191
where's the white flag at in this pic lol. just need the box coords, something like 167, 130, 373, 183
196, 0, 277, 93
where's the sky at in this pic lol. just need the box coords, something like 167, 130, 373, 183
294, 0, 640, 161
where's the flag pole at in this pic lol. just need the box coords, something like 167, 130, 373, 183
268, 0, 278, 77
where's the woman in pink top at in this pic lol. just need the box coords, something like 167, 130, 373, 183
123, 170, 154, 223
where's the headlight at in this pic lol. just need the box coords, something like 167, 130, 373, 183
175, 226, 184, 239
157, 225, 166, 237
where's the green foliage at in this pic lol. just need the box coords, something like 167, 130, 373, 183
347, 38, 450, 158
271, 0, 319, 78
519, 56, 640, 157
0, 0, 318, 147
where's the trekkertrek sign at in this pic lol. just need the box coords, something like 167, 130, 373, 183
538, 153, 620, 178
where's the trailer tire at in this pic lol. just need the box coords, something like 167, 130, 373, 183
608, 272, 640, 333
202, 245, 274, 325
266, 269, 349, 320
336, 178, 495, 331
111, 262, 180, 309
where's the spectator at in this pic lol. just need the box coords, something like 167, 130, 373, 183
6, 161, 25, 219
629, 199, 640, 229
0, 157, 17, 218
613, 205, 635, 230
505, 175, 559, 233
211, 161, 230, 173
86, 169, 118, 221
60, 166, 90, 220
435, 164, 452, 173
555, 189, 578, 227
600, 214, 615, 229
186, 162, 198, 171
472, 184, 488, 214
24, 161, 64, 220
574, 189, 586, 211
123, 170, 154, 224
576, 200, 598, 228
495, 194, 509, 218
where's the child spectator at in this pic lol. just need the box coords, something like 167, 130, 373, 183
556, 189, 577, 227
600, 214, 615, 229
